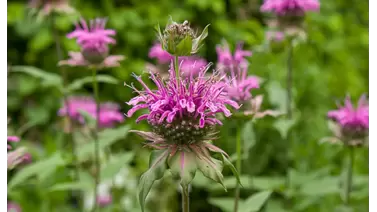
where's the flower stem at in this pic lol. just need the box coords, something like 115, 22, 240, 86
233, 127, 242, 212
344, 146, 354, 205
91, 69, 101, 212
174, 55, 180, 86
181, 184, 190, 212
51, 14, 81, 209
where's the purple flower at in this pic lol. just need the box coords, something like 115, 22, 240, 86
261, 0, 320, 16
127, 62, 239, 128
7, 135, 26, 169
7, 202, 21, 212
148, 43, 174, 63
58, 96, 124, 128
216, 42, 252, 68
97, 195, 112, 207
7, 136, 20, 150
216, 41, 259, 103
328, 95, 369, 130
60, 18, 124, 68
148, 43, 208, 77
28, 0, 74, 16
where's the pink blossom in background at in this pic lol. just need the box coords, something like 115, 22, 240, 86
126, 61, 240, 128
216, 41, 252, 68
28, 0, 74, 16
7, 136, 20, 150
328, 95, 369, 130
60, 18, 124, 68
97, 195, 112, 207
7, 202, 21, 212
148, 43, 174, 63
179, 57, 208, 77
260, 0, 320, 16
58, 96, 124, 128
266, 31, 285, 42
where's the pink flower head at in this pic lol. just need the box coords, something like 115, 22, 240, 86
7, 202, 21, 212
7, 136, 20, 150
179, 57, 208, 77
126, 62, 240, 128
97, 195, 112, 207
28, 0, 74, 16
58, 96, 124, 128
148, 43, 174, 63
127, 63, 241, 190
61, 18, 124, 67
328, 95, 369, 130
220, 63, 260, 103
261, 0, 320, 16
216, 41, 252, 68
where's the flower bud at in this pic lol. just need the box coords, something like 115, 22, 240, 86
156, 17, 209, 56
82, 45, 109, 65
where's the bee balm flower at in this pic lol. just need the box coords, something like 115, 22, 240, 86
327, 95, 369, 146
59, 18, 124, 69
126, 62, 241, 210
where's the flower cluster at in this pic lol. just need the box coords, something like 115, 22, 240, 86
149, 43, 208, 77
261, 0, 320, 16
216, 41, 259, 103
28, 0, 74, 16
327, 95, 369, 146
59, 18, 124, 68
7, 136, 26, 169
58, 96, 124, 128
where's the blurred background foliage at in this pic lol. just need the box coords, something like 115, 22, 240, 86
7, 0, 368, 212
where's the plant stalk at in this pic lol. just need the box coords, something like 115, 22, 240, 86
344, 146, 354, 205
91, 69, 101, 212
174, 55, 180, 86
181, 184, 190, 212
51, 14, 81, 209
233, 127, 242, 212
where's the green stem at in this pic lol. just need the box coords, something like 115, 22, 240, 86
181, 184, 190, 212
233, 127, 242, 212
91, 69, 100, 212
174, 55, 180, 86
51, 14, 81, 209
344, 146, 354, 205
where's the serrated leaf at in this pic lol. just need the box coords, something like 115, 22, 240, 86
101, 152, 134, 181
196, 156, 226, 191
168, 151, 197, 186
139, 149, 169, 212
221, 153, 242, 187
76, 125, 130, 162
8, 153, 65, 190
66, 75, 118, 93
208, 197, 235, 212
240, 190, 272, 212
11, 66, 63, 89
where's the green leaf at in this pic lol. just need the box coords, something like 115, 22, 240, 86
242, 120, 256, 159
208, 197, 235, 212
273, 118, 296, 139
78, 110, 96, 129
240, 190, 272, 212
11, 66, 63, 89
8, 153, 65, 190
299, 177, 340, 196
168, 151, 197, 186
76, 125, 130, 162
209, 175, 252, 190
251, 176, 285, 191
176, 36, 193, 56
192, 24, 210, 53
66, 75, 119, 93
101, 152, 134, 181
221, 153, 242, 187
139, 149, 169, 212
29, 27, 53, 52
48, 182, 93, 192
196, 156, 226, 191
